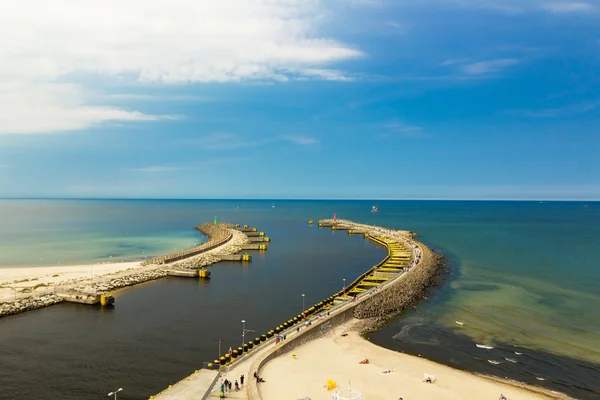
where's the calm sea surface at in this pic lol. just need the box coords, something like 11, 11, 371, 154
0, 199, 598, 399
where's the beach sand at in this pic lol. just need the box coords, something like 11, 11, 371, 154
0, 227, 249, 303
0, 261, 142, 302
258, 320, 561, 400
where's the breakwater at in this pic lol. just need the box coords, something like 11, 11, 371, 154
0, 223, 266, 319
153, 218, 436, 400
140, 223, 233, 266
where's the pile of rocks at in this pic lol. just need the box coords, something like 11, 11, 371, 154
87, 268, 168, 293
0, 293, 63, 317
353, 243, 445, 329
173, 229, 249, 269
140, 223, 232, 266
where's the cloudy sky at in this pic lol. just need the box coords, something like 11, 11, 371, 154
0, 0, 599, 199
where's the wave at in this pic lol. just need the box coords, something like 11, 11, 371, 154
476, 344, 494, 349
488, 360, 501, 365
504, 358, 518, 363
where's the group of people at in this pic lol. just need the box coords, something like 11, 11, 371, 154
219, 375, 245, 399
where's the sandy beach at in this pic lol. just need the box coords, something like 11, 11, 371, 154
258, 320, 563, 400
0, 226, 249, 304
0, 261, 142, 302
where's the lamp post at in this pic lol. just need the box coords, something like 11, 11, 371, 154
302, 293, 305, 312
242, 320, 254, 347
108, 388, 123, 400
343, 278, 346, 296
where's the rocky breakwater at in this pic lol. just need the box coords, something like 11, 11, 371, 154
0, 293, 63, 317
140, 223, 233, 266
172, 227, 250, 269
353, 241, 445, 330
70, 268, 169, 295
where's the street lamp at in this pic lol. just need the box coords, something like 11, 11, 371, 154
241, 320, 254, 347
302, 294, 305, 312
343, 279, 346, 296
108, 388, 123, 400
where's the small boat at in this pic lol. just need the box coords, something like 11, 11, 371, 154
272, 202, 275, 208
371, 205, 378, 213
476, 344, 494, 350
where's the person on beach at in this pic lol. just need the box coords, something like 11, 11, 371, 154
275, 336, 280, 345
223, 379, 229, 392
235, 380, 239, 391
228, 381, 232, 392
283, 334, 286, 340
219, 390, 225, 399
220, 383, 225, 393
240, 374, 244, 386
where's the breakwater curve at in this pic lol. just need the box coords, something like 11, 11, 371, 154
152, 219, 440, 400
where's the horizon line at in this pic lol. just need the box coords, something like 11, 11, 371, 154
0, 197, 598, 202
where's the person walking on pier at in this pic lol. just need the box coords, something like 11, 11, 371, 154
240, 374, 244, 386
235, 380, 239, 391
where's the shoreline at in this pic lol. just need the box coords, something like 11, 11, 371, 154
0, 223, 250, 316
258, 318, 568, 400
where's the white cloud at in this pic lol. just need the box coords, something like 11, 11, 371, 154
542, 2, 594, 13
380, 120, 427, 138
282, 135, 319, 145
0, 83, 174, 134
190, 132, 264, 150
462, 58, 520, 75
128, 165, 182, 173
0, 0, 363, 134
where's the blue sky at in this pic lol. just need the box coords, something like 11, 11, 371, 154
0, 0, 599, 199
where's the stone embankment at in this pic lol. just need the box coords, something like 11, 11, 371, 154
0, 293, 63, 316
0, 222, 247, 318
172, 227, 249, 269
354, 242, 445, 330
317, 218, 445, 331
140, 223, 233, 266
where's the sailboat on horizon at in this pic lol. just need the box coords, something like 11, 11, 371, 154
272, 202, 275, 208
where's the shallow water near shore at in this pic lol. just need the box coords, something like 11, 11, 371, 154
0, 199, 599, 398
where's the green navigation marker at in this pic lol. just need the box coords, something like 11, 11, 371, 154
214, 216, 218, 224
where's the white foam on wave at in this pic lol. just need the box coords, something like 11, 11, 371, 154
504, 358, 517, 363
488, 360, 501, 365
476, 344, 494, 349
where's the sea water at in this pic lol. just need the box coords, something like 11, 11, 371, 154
0, 199, 598, 399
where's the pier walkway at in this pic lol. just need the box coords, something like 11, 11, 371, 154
152, 220, 422, 400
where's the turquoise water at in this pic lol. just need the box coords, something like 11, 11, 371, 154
0, 200, 598, 367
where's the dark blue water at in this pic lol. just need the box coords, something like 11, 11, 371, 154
0, 199, 598, 399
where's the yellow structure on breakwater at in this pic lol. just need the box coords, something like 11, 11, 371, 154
202, 220, 410, 369
151, 219, 417, 400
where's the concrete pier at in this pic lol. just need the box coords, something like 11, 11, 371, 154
56, 291, 100, 305
167, 270, 199, 278
240, 244, 267, 250
217, 254, 251, 261
239, 227, 255, 233
244, 231, 262, 237
151, 219, 424, 400
152, 369, 218, 400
